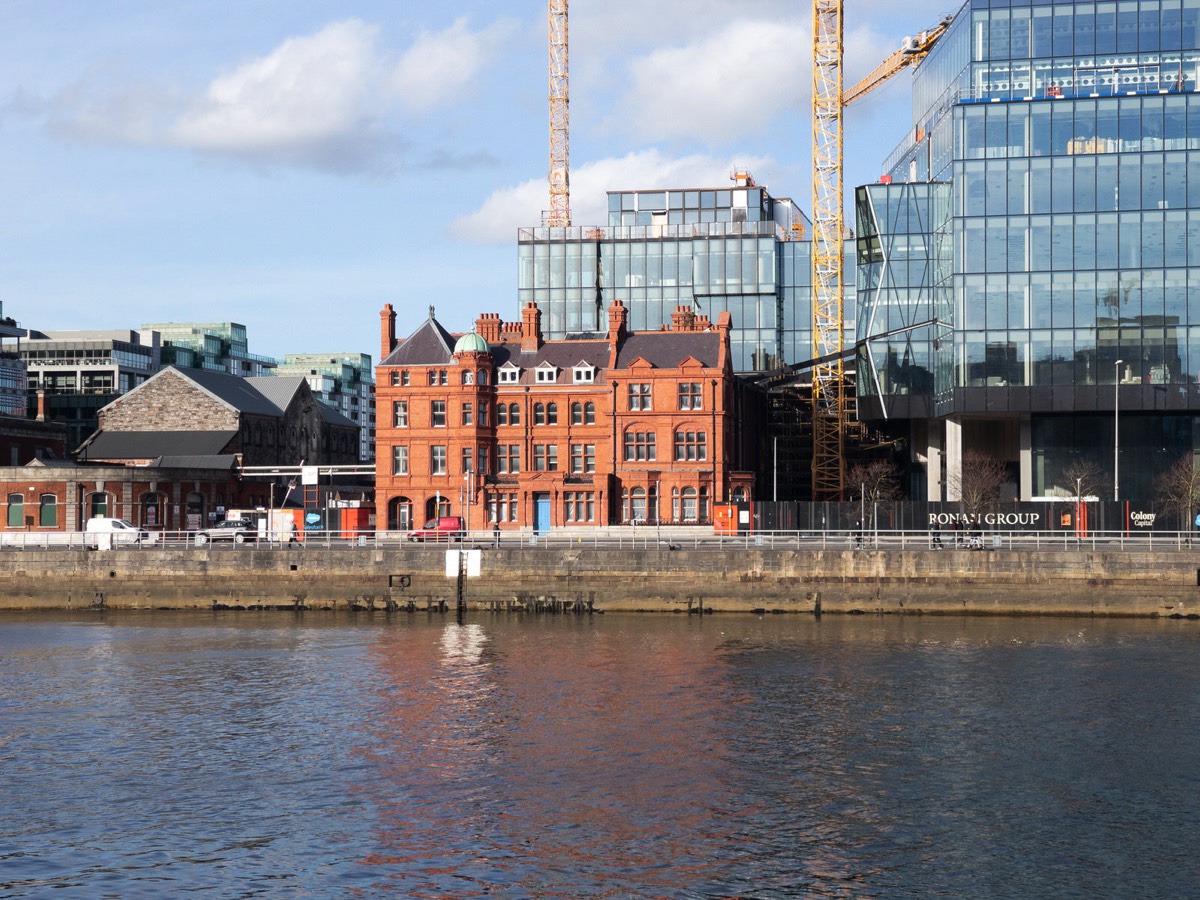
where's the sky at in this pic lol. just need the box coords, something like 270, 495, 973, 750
0, 0, 953, 363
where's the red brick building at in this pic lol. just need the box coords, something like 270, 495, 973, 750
375, 300, 754, 533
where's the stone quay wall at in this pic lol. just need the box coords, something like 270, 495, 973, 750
2, 546, 1200, 618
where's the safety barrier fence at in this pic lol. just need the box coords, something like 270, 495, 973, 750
0, 527, 1194, 552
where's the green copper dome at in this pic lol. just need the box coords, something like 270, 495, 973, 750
453, 332, 489, 354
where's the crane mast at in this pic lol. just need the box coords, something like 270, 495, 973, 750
810, 0, 846, 499
548, 0, 570, 227
809, 8, 952, 499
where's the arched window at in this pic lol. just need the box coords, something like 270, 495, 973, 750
622, 487, 648, 524
141, 492, 163, 528
571, 402, 582, 424
7, 493, 23, 528
185, 492, 204, 531
584, 402, 596, 424
533, 402, 545, 425
733, 486, 748, 502
39, 493, 57, 528
497, 403, 508, 425
478, 370, 489, 386
388, 496, 413, 531
462, 370, 474, 385
509, 403, 521, 425
547, 402, 558, 424
90, 492, 109, 520
681, 487, 698, 522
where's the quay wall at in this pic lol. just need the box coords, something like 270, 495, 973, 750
2, 546, 1200, 617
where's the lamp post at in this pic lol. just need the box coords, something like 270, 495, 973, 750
1114, 359, 1123, 502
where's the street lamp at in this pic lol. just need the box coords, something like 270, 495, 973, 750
1114, 359, 1123, 501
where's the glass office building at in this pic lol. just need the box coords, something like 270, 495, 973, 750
856, 0, 1200, 501
518, 178, 853, 373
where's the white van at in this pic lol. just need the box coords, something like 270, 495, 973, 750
85, 517, 150, 544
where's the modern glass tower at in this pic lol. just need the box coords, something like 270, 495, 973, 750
856, 0, 1200, 501
518, 174, 855, 374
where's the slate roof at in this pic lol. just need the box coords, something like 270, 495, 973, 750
615, 332, 720, 369
244, 375, 305, 413
79, 430, 238, 460
490, 340, 609, 376
381, 316, 457, 366
164, 367, 283, 416
151, 455, 240, 470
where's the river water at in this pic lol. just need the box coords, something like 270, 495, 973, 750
2, 611, 1198, 899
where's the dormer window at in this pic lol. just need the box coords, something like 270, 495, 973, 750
499, 363, 520, 384
536, 364, 558, 384
573, 365, 595, 383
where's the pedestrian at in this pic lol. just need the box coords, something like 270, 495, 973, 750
493, 522, 501, 548
931, 528, 943, 549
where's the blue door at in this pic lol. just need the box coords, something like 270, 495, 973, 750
534, 493, 551, 535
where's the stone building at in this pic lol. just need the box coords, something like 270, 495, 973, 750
375, 300, 757, 533
79, 366, 360, 468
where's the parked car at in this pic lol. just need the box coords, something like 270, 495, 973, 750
407, 516, 465, 542
195, 519, 258, 545
85, 517, 150, 544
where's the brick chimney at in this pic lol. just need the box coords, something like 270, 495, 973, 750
476, 312, 502, 344
607, 299, 628, 343
520, 302, 542, 353
670, 305, 696, 331
380, 304, 396, 361
36, 389, 46, 422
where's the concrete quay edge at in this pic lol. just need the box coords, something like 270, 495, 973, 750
2, 545, 1200, 618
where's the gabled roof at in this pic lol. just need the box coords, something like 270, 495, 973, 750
79, 430, 238, 460
316, 404, 357, 427
381, 315, 457, 366
615, 332, 721, 369
156, 367, 284, 416
246, 375, 307, 414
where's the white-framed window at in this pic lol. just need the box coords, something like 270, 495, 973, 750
499, 364, 520, 383
462, 402, 473, 426
431, 445, 447, 475
431, 400, 447, 427
570, 443, 596, 473
573, 365, 595, 383
628, 383, 652, 410
673, 430, 707, 461
624, 431, 656, 461
678, 382, 702, 410
393, 400, 408, 427
392, 445, 409, 475
536, 364, 557, 383
533, 444, 558, 471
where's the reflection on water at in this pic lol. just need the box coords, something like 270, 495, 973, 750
1, 612, 1199, 898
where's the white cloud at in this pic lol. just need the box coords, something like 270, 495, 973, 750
449, 148, 775, 244
389, 17, 512, 114
40, 17, 511, 174
615, 19, 808, 143
169, 20, 380, 156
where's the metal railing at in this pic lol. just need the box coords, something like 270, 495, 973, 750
0, 527, 1193, 552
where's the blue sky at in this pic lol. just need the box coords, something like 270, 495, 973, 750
0, 0, 951, 362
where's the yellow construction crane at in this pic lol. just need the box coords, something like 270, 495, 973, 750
809, 9, 952, 499
548, 0, 570, 227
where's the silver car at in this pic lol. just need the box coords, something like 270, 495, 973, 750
195, 520, 258, 545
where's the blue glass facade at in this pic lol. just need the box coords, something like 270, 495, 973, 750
519, 183, 853, 373
857, 0, 1200, 501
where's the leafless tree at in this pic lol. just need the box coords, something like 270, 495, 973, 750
949, 450, 1008, 519
1060, 457, 1109, 501
846, 460, 902, 532
1154, 454, 1200, 531
846, 460, 902, 504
